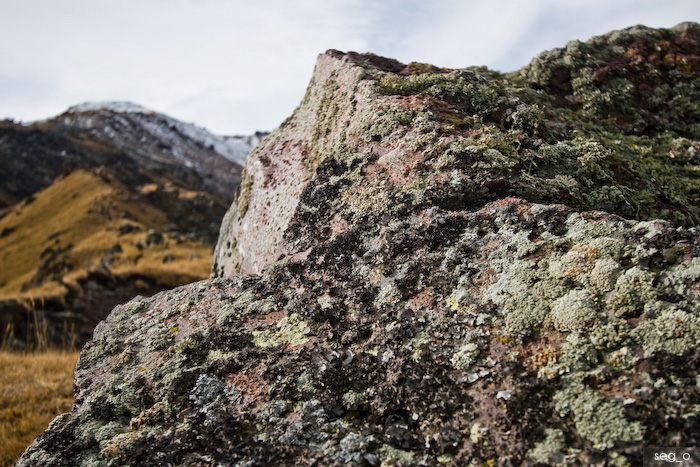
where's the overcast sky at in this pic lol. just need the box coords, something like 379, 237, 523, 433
2, 1, 699, 135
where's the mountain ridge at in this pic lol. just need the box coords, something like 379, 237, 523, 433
62, 101, 265, 167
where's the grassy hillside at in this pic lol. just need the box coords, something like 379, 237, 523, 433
0, 169, 213, 346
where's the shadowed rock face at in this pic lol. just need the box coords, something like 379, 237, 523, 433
20, 23, 700, 466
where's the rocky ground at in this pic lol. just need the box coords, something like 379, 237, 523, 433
18, 23, 700, 465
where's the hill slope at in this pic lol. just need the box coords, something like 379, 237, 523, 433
0, 169, 212, 344
0, 103, 264, 347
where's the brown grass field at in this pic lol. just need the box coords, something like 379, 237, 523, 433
0, 350, 79, 467
0, 170, 212, 303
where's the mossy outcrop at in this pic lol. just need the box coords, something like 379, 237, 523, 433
20, 23, 700, 466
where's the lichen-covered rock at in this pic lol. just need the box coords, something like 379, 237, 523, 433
20, 23, 700, 466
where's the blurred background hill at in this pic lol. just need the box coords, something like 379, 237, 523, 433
0, 102, 265, 348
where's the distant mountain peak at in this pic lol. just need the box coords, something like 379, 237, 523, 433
61, 101, 266, 167
67, 101, 153, 115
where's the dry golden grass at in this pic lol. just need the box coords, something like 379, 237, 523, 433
0, 350, 79, 467
0, 170, 163, 295
0, 169, 212, 302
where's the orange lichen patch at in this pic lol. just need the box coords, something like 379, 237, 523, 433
530, 345, 560, 369
226, 370, 269, 409
571, 244, 599, 263
564, 267, 583, 277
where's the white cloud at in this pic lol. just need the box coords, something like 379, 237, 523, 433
1, 0, 699, 134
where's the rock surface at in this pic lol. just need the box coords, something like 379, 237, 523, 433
20, 23, 700, 466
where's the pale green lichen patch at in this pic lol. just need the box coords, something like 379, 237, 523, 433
543, 333, 599, 376
378, 443, 415, 467
550, 289, 600, 333
607, 267, 656, 317
586, 257, 622, 291
527, 428, 566, 465
215, 290, 257, 325
450, 342, 480, 370
252, 313, 310, 349
206, 349, 238, 362
410, 331, 428, 361
296, 372, 317, 395
554, 379, 644, 450
631, 307, 700, 356
342, 390, 367, 408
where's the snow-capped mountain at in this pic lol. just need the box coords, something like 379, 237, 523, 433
0, 101, 266, 237
48, 102, 266, 201
63, 102, 263, 167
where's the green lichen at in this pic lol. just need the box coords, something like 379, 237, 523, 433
362, 112, 403, 142
450, 342, 480, 370
296, 372, 317, 395
550, 289, 600, 333
606, 267, 656, 317
344, 184, 393, 223
555, 379, 644, 450
502, 293, 550, 333
586, 257, 622, 291
342, 390, 367, 408
527, 428, 566, 464
410, 331, 428, 362
469, 422, 484, 443
545, 334, 599, 376
632, 307, 700, 356
252, 313, 310, 348
215, 291, 257, 325
378, 443, 415, 467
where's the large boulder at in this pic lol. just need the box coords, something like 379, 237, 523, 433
20, 23, 700, 466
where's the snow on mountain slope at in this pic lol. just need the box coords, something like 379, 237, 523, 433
67, 101, 152, 114
44, 101, 270, 202
64, 101, 265, 167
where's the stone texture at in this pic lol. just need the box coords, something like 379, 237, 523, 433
20, 23, 700, 466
